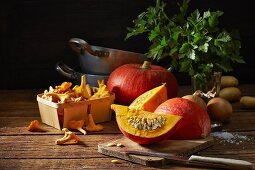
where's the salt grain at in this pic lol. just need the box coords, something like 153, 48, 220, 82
211, 132, 251, 145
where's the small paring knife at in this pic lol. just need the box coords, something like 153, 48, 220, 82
124, 150, 254, 170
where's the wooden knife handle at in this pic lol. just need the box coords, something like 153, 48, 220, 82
189, 155, 254, 170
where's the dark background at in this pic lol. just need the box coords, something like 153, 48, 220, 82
1, 0, 254, 89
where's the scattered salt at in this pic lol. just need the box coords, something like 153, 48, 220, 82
211, 132, 251, 145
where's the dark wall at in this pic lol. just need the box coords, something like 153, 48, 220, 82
1, 0, 254, 89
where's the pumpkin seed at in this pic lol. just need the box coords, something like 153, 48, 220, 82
116, 143, 124, 147
106, 143, 116, 147
111, 159, 121, 164
128, 115, 166, 130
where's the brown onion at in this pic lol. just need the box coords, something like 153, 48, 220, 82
207, 97, 232, 122
182, 94, 207, 112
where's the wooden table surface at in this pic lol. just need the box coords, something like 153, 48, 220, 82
0, 84, 255, 170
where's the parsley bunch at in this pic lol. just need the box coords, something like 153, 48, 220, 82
126, 0, 245, 89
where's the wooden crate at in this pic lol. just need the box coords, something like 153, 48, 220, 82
37, 93, 115, 130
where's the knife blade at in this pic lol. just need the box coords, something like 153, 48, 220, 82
124, 150, 254, 170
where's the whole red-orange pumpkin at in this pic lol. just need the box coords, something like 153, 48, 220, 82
107, 61, 178, 105
154, 98, 211, 140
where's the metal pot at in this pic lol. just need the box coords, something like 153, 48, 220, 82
69, 38, 147, 75
56, 62, 109, 87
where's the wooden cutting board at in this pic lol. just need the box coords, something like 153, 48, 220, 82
98, 136, 214, 167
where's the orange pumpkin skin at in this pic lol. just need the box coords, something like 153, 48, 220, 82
155, 98, 211, 140
107, 63, 178, 105
118, 126, 176, 145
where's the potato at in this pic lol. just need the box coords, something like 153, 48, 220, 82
221, 76, 239, 88
240, 96, 255, 109
219, 87, 241, 102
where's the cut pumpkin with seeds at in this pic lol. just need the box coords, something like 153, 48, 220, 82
128, 84, 167, 112
111, 104, 182, 145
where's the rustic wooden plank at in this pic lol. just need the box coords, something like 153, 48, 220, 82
0, 134, 122, 159
223, 112, 255, 132
1, 133, 254, 160
1, 109, 255, 136
0, 158, 154, 170
0, 89, 41, 117
0, 132, 254, 156
0, 86, 254, 170
0, 116, 41, 128
0, 117, 120, 135
0, 108, 39, 117
0, 134, 254, 168
0, 89, 41, 102
0, 158, 206, 170
0, 134, 254, 169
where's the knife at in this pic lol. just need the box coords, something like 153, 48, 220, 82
124, 150, 254, 170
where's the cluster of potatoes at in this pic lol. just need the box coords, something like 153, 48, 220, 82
219, 76, 255, 109
219, 76, 241, 102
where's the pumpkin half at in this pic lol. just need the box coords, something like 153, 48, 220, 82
111, 104, 182, 144
128, 84, 167, 112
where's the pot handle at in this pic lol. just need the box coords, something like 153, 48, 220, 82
55, 62, 77, 80
69, 38, 109, 57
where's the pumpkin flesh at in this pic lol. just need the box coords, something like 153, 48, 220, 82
129, 84, 167, 112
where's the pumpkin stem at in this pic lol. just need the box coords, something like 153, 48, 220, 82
141, 61, 151, 69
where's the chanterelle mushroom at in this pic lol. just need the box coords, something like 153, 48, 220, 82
27, 120, 47, 132
67, 120, 87, 135
55, 128, 80, 145
84, 113, 104, 132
